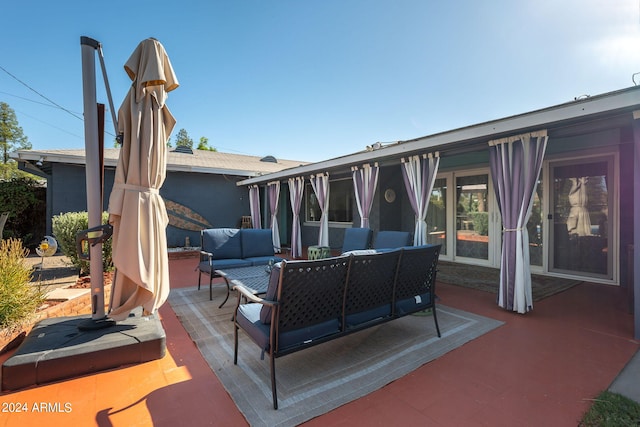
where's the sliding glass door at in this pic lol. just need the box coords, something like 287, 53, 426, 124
549, 158, 614, 279
454, 172, 497, 265
428, 155, 616, 282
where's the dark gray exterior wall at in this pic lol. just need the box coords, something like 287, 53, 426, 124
161, 171, 249, 247
46, 163, 250, 248
294, 121, 635, 279
48, 163, 114, 229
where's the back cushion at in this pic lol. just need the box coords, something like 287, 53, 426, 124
202, 228, 242, 260
260, 264, 281, 324
373, 231, 411, 249
241, 229, 275, 258
342, 227, 372, 253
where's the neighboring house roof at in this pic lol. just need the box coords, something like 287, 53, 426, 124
10, 148, 308, 177
238, 85, 640, 185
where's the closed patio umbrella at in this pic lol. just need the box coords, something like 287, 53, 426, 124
108, 38, 178, 321
566, 177, 592, 236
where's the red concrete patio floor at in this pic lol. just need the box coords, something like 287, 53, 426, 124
1, 256, 638, 426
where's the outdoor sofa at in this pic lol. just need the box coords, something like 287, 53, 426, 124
197, 228, 283, 301
233, 244, 442, 409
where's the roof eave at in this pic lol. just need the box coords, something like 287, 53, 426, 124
9, 151, 271, 177
238, 86, 640, 186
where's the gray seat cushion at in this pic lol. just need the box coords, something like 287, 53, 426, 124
345, 305, 392, 329
395, 293, 433, 315
238, 303, 341, 353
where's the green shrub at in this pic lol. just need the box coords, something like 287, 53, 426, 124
52, 211, 113, 275
580, 390, 640, 426
469, 212, 489, 236
0, 238, 45, 332
0, 177, 46, 248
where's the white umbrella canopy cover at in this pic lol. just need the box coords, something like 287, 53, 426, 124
108, 38, 178, 321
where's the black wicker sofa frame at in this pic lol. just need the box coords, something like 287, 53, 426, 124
233, 244, 442, 409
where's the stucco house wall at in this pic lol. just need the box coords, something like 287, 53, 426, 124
43, 163, 250, 248
13, 148, 305, 249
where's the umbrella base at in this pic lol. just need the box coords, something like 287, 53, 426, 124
78, 316, 117, 331
1, 312, 166, 391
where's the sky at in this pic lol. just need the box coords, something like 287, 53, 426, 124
1, 1, 640, 163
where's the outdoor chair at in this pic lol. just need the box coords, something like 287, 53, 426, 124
197, 228, 282, 303
373, 230, 412, 250
341, 227, 372, 254
197, 229, 250, 299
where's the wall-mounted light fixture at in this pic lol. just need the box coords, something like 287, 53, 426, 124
35, 157, 44, 166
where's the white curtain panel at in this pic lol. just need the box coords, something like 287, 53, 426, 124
352, 163, 379, 228
268, 181, 281, 252
401, 153, 440, 246
310, 172, 330, 247
249, 185, 262, 229
288, 177, 304, 258
489, 130, 548, 314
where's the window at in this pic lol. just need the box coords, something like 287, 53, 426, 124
305, 179, 353, 223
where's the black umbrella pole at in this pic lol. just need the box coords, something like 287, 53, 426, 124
79, 37, 114, 330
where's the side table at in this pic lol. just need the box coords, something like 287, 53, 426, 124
307, 245, 331, 260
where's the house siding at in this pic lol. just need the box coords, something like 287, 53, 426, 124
46, 164, 250, 248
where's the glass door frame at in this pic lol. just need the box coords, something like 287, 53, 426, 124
438, 168, 500, 267
544, 152, 618, 284
431, 172, 454, 262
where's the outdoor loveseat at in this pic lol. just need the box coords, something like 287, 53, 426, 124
233, 244, 442, 409
197, 228, 283, 303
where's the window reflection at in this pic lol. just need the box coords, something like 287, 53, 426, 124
552, 161, 609, 276
305, 179, 353, 223
426, 178, 447, 254
456, 175, 489, 260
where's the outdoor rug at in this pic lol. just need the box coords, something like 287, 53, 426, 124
169, 287, 503, 427
436, 261, 583, 302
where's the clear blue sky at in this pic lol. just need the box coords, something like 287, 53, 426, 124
1, 1, 639, 162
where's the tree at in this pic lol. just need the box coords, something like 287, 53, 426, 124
0, 103, 34, 181
0, 102, 31, 164
196, 136, 216, 152
174, 128, 193, 148
0, 162, 33, 181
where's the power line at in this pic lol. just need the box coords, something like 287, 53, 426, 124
0, 64, 84, 121
0, 90, 82, 114
13, 108, 83, 139
0, 91, 116, 139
